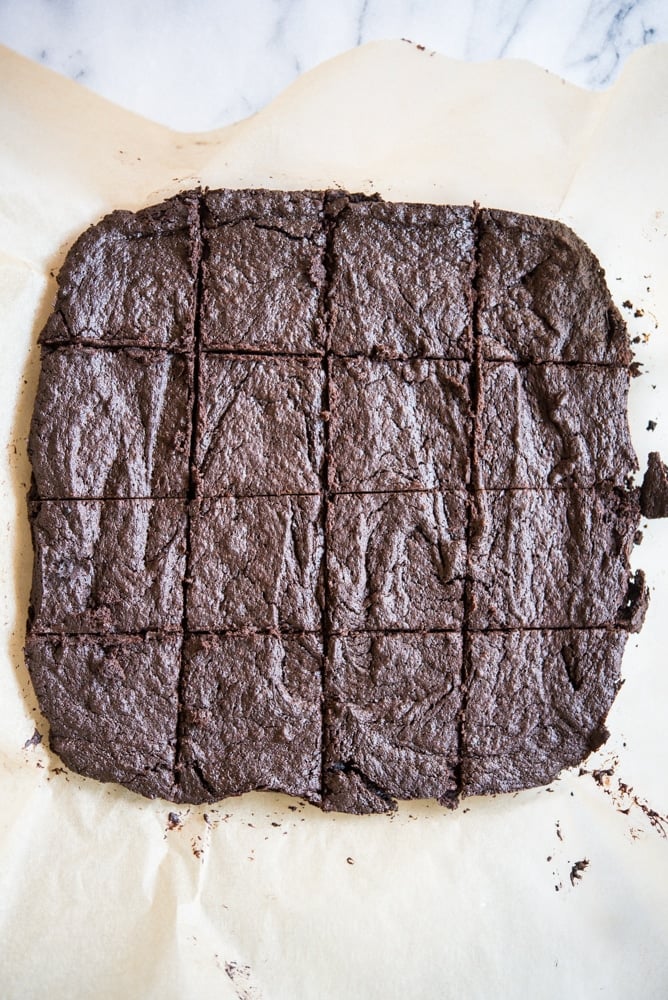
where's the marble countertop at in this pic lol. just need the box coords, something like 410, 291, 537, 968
1, 0, 667, 131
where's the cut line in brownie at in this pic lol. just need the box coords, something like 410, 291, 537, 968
29, 500, 187, 634
328, 199, 475, 359
25, 633, 181, 800
187, 495, 324, 632
195, 353, 325, 496
328, 357, 472, 492
40, 194, 200, 351
461, 629, 627, 797
29, 347, 191, 499
475, 362, 637, 489
326, 490, 467, 632
177, 632, 322, 804
201, 189, 326, 354
323, 632, 462, 814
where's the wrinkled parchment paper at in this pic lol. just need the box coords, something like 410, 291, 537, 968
1, 40, 667, 1000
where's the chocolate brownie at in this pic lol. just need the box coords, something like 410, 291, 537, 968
461, 629, 626, 796
195, 353, 325, 496
640, 452, 668, 518
201, 189, 326, 354
29, 347, 191, 498
467, 487, 641, 630
26, 188, 646, 812
326, 490, 466, 632
25, 633, 181, 800
40, 194, 199, 350
476, 209, 630, 364
177, 633, 322, 803
323, 633, 462, 813
475, 362, 637, 489
328, 200, 475, 359
188, 496, 323, 631
29, 500, 187, 633
328, 358, 472, 492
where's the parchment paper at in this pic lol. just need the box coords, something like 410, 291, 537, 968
1, 40, 667, 1000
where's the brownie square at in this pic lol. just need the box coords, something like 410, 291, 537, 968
29, 500, 187, 633
29, 348, 191, 499
188, 496, 324, 631
476, 209, 630, 364
476, 362, 637, 489
327, 491, 466, 632
201, 189, 326, 353
461, 629, 626, 796
329, 358, 471, 492
468, 487, 641, 629
329, 200, 475, 359
40, 194, 199, 350
25, 633, 180, 799
178, 633, 322, 803
323, 633, 462, 813
196, 354, 325, 496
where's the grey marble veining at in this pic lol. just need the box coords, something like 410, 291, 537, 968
0, 0, 666, 130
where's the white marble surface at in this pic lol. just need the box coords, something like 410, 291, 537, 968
1, 0, 667, 131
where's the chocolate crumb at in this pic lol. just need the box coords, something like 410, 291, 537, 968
647, 420, 657, 431
23, 728, 42, 749
570, 859, 589, 886
641, 452, 668, 518
167, 811, 181, 830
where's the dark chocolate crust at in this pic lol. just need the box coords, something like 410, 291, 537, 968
25, 189, 645, 812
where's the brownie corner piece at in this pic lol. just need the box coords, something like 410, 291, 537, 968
201, 188, 326, 353
477, 208, 631, 365
179, 633, 322, 804
329, 199, 475, 359
40, 192, 200, 350
461, 629, 626, 797
323, 633, 462, 814
25, 633, 181, 800
196, 353, 325, 496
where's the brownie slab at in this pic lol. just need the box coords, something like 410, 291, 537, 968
461, 629, 626, 796
188, 496, 324, 632
323, 633, 462, 813
201, 189, 326, 353
178, 633, 322, 803
468, 487, 642, 629
328, 199, 475, 359
327, 491, 466, 632
40, 194, 199, 350
476, 209, 630, 364
195, 354, 325, 496
29, 500, 187, 633
25, 633, 180, 800
476, 362, 637, 489
29, 347, 191, 499
329, 358, 471, 492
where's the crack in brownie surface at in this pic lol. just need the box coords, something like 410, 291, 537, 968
25, 188, 647, 812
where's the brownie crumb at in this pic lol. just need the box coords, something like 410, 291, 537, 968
569, 859, 590, 886
641, 452, 668, 518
